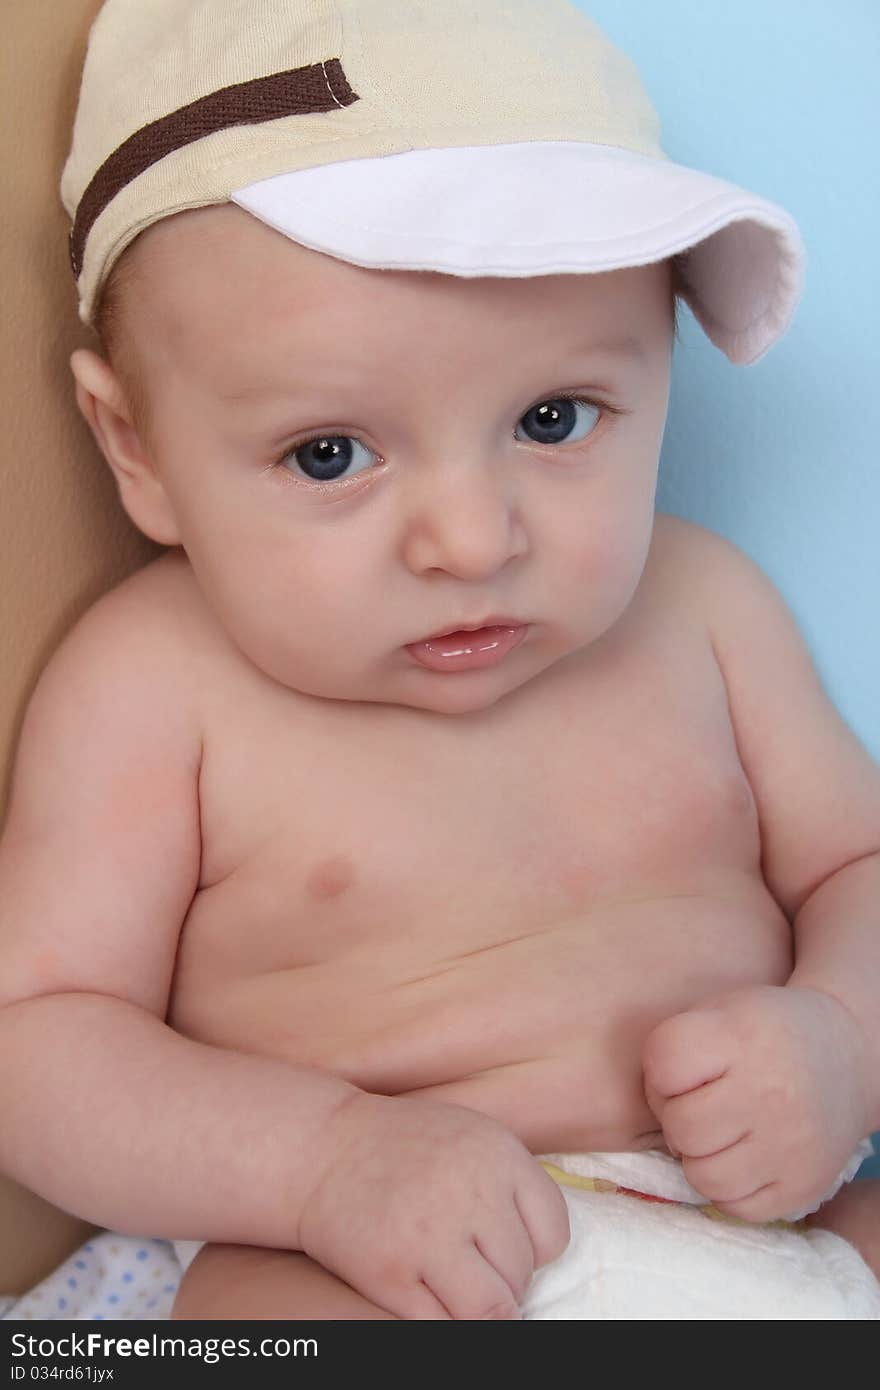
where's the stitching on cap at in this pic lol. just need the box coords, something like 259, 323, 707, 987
321, 60, 347, 110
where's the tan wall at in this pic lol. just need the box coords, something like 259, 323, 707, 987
1, 1, 160, 1292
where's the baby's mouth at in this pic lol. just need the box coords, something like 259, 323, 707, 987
405, 623, 529, 672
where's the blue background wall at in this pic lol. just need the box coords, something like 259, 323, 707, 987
575, 1, 879, 1177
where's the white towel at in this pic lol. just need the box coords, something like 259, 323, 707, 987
523, 1146, 880, 1319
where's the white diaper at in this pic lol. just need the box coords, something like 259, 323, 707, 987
523, 1142, 880, 1319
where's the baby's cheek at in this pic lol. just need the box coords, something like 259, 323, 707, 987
567, 525, 648, 629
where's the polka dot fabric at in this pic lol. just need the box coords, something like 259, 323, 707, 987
2, 1233, 182, 1320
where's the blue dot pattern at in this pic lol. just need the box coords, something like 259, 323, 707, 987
2, 1232, 183, 1321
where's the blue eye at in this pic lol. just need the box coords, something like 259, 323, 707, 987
280, 435, 377, 483
515, 397, 601, 446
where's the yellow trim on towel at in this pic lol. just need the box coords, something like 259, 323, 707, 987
539, 1162, 618, 1193
539, 1160, 806, 1232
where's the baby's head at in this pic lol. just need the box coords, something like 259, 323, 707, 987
63, 0, 803, 717
74, 204, 676, 715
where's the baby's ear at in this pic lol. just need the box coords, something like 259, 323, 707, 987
69, 347, 182, 546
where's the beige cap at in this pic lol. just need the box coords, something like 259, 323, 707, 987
62, 0, 804, 363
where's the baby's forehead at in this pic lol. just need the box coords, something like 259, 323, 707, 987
118, 203, 672, 373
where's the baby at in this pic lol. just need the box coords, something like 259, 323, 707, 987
1, 0, 879, 1320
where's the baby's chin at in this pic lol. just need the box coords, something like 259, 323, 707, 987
378, 643, 586, 718
261, 655, 549, 720
239, 616, 605, 717
384, 678, 530, 719
385, 607, 639, 717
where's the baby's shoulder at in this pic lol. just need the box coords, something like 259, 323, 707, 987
9, 553, 205, 843
41, 549, 208, 729
643, 513, 761, 624
68, 548, 204, 664
648, 511, 735, 578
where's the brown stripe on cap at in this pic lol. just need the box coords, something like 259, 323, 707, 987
70, 58, 358, 278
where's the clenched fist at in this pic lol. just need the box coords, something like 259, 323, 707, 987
642, 984, 870, 1222
299, 1092, 570, 1319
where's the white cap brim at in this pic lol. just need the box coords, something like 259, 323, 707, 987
232, 141, 805, 366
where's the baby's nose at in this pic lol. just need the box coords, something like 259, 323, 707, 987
399, 461, 528, 581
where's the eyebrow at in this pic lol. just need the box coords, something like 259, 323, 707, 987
216, 335, 648, 403
574, 334, 647, 361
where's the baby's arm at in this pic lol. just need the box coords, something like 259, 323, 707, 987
0, 587, 567, 1317
0, 590, 364, 1250
642, 525, 880, 1221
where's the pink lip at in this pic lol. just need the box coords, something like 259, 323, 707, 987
406, 621, 529, 673
423, 616, 524, 641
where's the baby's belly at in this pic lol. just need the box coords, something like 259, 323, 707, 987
170, 881, 792, 1154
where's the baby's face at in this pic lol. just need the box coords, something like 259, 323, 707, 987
113, 205, 673, 715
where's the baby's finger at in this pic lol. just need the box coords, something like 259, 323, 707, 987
424, 1244, 523, 1320
659, 1081, 748, 1159
642, 1008, 731, 1103
361, 1272, 452, 1320
472, 1213, 536, 1305
681, 1133, 772, 1206
514, 1170, 571, 1269
714, 1182, 784, 1225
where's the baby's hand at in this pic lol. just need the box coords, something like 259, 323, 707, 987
297, 1093, 570, 1319
642, 984, 869, 1221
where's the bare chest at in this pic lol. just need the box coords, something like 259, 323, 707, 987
180, 613, 760, 986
